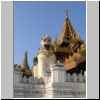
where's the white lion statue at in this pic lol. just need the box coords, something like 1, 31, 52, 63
33, 35, 56, 78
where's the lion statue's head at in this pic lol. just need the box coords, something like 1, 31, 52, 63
40, 35, 52, 51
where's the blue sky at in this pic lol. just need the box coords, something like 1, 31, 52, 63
14, 1, 86, 69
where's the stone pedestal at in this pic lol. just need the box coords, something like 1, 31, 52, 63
50, 63, 66, 83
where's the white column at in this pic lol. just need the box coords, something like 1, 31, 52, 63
72, 73, 77, 82
50, 63, 66, 83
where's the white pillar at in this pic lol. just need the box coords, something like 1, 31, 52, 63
72, 73, 77, 82
78, 73, 83, 82
83, 71, 86, 82
50, 63, 66, 83
66, 73, 72, 82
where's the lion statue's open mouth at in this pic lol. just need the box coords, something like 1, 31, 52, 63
44, 45, 50, 51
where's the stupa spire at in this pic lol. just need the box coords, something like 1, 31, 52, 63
22, 50, 30, 69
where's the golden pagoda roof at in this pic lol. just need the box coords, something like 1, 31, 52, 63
52, 11, 86, 70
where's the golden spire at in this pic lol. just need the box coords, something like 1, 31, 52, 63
66, 8, 68, 18
60, 8, 74, 39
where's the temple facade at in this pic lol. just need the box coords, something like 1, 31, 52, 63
14, 11, 86, 98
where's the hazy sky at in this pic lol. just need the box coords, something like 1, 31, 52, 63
14, 1, 86, 69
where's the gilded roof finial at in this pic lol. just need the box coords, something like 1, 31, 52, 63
66, 7, 68, 18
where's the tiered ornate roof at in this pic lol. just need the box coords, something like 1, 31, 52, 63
52, 10, 86, 70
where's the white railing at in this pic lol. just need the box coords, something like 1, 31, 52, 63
14, 69, 86, 84
66, 72, 86, 83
